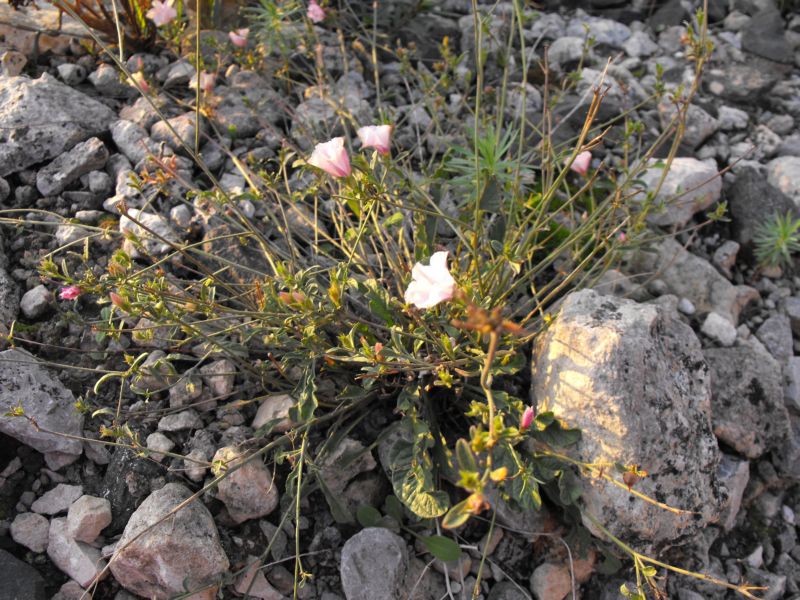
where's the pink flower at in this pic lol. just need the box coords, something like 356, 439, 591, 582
307, 0, 325, 23
618, 231, 627, 243
229, 28, 249, 48
189, 71, 215, 94
308, 137, 351, 178
520, 406, 535, 430
404, 251, 456, 309
570, 151, 592, 177
128, 71, 150, 93
59, 286, 81, 301
357, 125, 392, 156
146, 0, 177, 26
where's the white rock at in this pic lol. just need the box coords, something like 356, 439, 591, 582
212, 446, 278, 523
701, 312, 738, 346
31, 483, 83, 515
10, 512, 50, 553
200, 359, 236, 399
252, 394, 295, 433
66, 495, 112, 543
47, 517, 105, 588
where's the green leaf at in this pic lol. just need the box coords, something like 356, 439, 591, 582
317, 475, 352, 524
356, 505, 382, 528
535, 416, 581, 448
455, 439, 477, 473
641, 566, 657, 578
383, 495, 405, 523
558, 469, 582, 506
441, 499, 471, 530
289, 363, 317, 423
421, 535, 462, 562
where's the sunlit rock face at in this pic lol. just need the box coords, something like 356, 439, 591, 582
532, 289, 724, 554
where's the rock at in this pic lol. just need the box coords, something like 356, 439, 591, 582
547, 37, 585, 70
318, 437, 377, 498
767, 156, 800, 205
157, 409, 202, 432
705, 56, 787, 103
184, 448, 208, 482
399, 12, 461, 60
67, 495, 112, 543
718, 105, 749, 131
755, 314, 793, 361
636, 158, 721, 227
199, 358, 236, 399
36, 137, 108, 197
701, 312, 738, 346
488, 582, 530, 600
170, 204, 193, 229
712, 240, 739, 278
119, 208, 180, 257
0, 74, 115, 176
291, 95, 370, 152
775, 414, 800, 480
150, 112, 205, 153
623, 31, 659, 57
168, 374, 203, 408
0, 348, 83, 460
531, 290, 723, 553
100, 447, 163, 534
88, 63, 134, 97
786, 356, 800, 411
340, 528, 408, 600
20, 285, 53, 319
630, 238, 758, 324
505, 82, 542, 124
741, 8, 793, 63
31, 483, 83, 515
705, 339, 789, 458
109, 119, 164, 166
145, 432, 175, 463
0, 548, 46, 600
10, 511, 50, 553
110, 483, 229, 599
56, 63, 86, 86
211, 71, 283, 138
51, 580, 85, 600
212, 446, 278, 523
0, 267, 19, 324
529, 555, 595, 600
717, 453, 749, 530
566, 15, 631, 48
728, 167, 798, 254
233, 557, 285, 600
48, 517, 105, 588
658, 103, 719, 149
253, 393, 295, 433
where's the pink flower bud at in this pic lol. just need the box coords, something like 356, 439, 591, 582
569, 151, 592, 177
307, 0, 325, 23
520, 406, 535, 430
229, 28, 249, 48
404, 251, 456, 309
357, 124, 392, 156
308, 137, 351, 178
59, 286, 81, 301
128, 71, 149, 93
189, 71, 215, 94
146, 0, 177, 26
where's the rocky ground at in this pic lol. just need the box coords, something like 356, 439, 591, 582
1, 0, 800, 599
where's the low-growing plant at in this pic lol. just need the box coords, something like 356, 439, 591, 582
753, 211, 800, 270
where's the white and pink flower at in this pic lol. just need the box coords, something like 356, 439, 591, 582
146, 0, 177, 26
404, 251, 456, 309
59, 286, 82, 301
189, 70, 215, 94
569, 150, 592, 177
308, 137, 351, 178
229, 28, 249, 48
357, 124, 392, 156
307, 0, 325, 23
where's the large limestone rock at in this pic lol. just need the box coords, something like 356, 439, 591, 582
0, 74, 115, 176
110, 483, 229, 599
340, 527, 409, 600
532, 290, 723, 553
0, 348, 83, 463
630, 238, 758, 324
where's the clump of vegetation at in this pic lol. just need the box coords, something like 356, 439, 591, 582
753, 211, 800, 270
0, 1, 768, 599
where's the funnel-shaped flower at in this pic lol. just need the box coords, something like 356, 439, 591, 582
520, 406, 535, 430
357, 125, 392, 156
570, 151, 592, 177
404, 251, 456, 309
307, 0, 325, 23
229, 28, 249, 48
146, 0, 177, 26
59, 286, 81, 301
128, 71, 149, 93
189, 71, 215, 94
308, 137, 351, 178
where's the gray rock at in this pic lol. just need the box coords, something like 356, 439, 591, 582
161, 59, 195, 88
623, 31, 659, 57
718, 105, 749, 131
0, 348, 83, 460
637, 158, 722, 227
775, 414, 800, 480
211, 71, 283, 139
767, 156, 800, 205
630, 238, 758, 324
20, 285, 53, 319
31, 483, 83, 515
212, 446, 279, 523
318, 437, 377, 499
10, 511, 50, 553
340, 528, 408, 600
717, 453, 749, 530
157, 409, 202, 432
658, 103, 720, 149
47, 517, 105, 587
705, 56, 788, 102
0, 268, 20, 323
119, 208, 180, 257
531, 290, 723, 553
0, 50, 26, 77
528, 12, 565, 40
56, 63, 86, 86
145, 432, 174, 463
786, 356, 800, 411
0, 176, 9, 202
100, 447, 162, 534
712, 240, 739, 278
701, 312, 738, 346
253, 393, 295, 433
487, 581, 531, 600
755, 314, 794, 361
199, 358, 236, 399
705, 339, 790, 458
741, 8, 793, 64
66, 495, 112, 543
150, 112, 205, 153
505, 82, 542, 124
109, 119, 163, 166
546, 37, 584, 69
0, 549, 46, 600
88, 63, 134, 97
110, 483, 229, 598
0, 74, 115, 176
36, 137, 108, 196
566, 15, 631, 48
